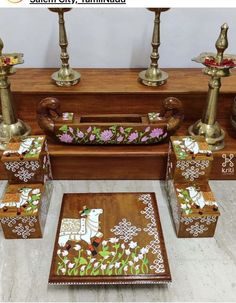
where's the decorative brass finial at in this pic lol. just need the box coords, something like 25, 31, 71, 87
49, 8, 81, 87
0, 39, 31, 150
138, 8, 169, 86
189, 23, 236, 151
215, 23, 228, 65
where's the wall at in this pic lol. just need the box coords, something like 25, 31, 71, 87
0, 8, 235, 68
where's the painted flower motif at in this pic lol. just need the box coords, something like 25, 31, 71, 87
94, 262, 99, 268
32, 200, 39, 206
117, 135, 124, 142
145, 126, 150, 132
60, 268, 66, 274
64, 260, 69, 264
141, 136, 148, 142
101, 264, 107, 270
121, 243, 125, 250
90, 258, 96, 263
119, 127, 124, 134
133, 257, 139, 263
109, 237, 119, 243
62, 250, 69, 257
69, 127, 74, 133
101, 130, 113, 142
102, 240, 108, 246
138, 254, 143, 260
74, 244, 81, 251
87, 126, 92, 133
150, 128, 164, 138
32, 189, 40, 195
26, 207, 32, 211
128, 261, 134, 266
80, 265, 86, 272
128, 132, 139, 142
68, 263, 75, 269
104, 255, 110, 260
125, 249, 131, 256
77, 130, 84, 138
59, 133, 73, 143
129, 241, 137, 249
111, 252, 116, 256
57, 249, 61, 255
89, 134, 95, 141
124, 266, 128, 272
86, 250, 92, 256
109, 264, 114, 269
115, 262, 121, 269
178, 193, 184, 198
140, 247, 149, 254
135, 265, 140, 270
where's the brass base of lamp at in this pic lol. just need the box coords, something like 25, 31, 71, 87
188, 119, 225, 151
0, 119, 31, 150
51, 68, 81, 87
138, 69, 168, 87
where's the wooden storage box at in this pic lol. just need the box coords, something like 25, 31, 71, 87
166, 180, 220, 238
1, 136, 52, 184
0, 182, 52, 239
167, 136, 213, 183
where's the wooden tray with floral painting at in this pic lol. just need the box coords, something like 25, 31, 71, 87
49, 192, 171, 285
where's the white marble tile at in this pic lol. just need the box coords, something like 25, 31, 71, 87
0, 180, 236, 302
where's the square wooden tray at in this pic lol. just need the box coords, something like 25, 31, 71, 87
49, 192, 171, 285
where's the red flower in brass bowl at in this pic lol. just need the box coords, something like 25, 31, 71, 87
204, 56, 236, 68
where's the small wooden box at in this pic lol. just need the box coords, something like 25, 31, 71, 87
1, 136, 52, 184
167, 136, 213, 183
166, 180, 220, 238
0, 182, 52, 239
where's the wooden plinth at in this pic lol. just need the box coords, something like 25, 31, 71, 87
1, 68, 236, 180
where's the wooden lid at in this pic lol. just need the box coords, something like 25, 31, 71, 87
2, 136, 46, 162
174, 182, 220, 218
49, 192, 171, 285
170, 136, 213, 161
0, 183, 44, 218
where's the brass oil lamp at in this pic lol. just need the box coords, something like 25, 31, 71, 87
0, 38, 31, 150
189, 23, 236, 151
49, 8, 81, 86
138, 8, 169, 86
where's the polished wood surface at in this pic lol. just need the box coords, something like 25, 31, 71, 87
0, 68, 235, 180
10, 68, 236, 94
49, 192, 171, 284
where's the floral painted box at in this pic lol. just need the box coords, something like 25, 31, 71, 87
49, 192, 171, 285
1, 136, 52, 184
167, 136, 213, 183
166, 180, 220, 238
0, 181, 52, 239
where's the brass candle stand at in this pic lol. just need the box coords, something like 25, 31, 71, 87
189, 23, 236, 151
49, 8, 81, 87
138, 8, 169, 87
0, 38, 31, 150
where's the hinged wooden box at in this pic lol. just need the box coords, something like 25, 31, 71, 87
0, 182, 52, 239
166, 180, 220, 238
167, 136, 213, 183
1, 136, 52, 184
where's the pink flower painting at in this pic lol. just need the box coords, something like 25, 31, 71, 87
59, 133, 73, 143
150, 128, 164, 138
101, 130, 113, 142
128, 132, 139, 143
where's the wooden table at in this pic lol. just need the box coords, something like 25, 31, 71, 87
1, 68, 236, 180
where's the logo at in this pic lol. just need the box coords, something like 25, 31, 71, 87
221, 154, 234, 176
7, 0, 22, 3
